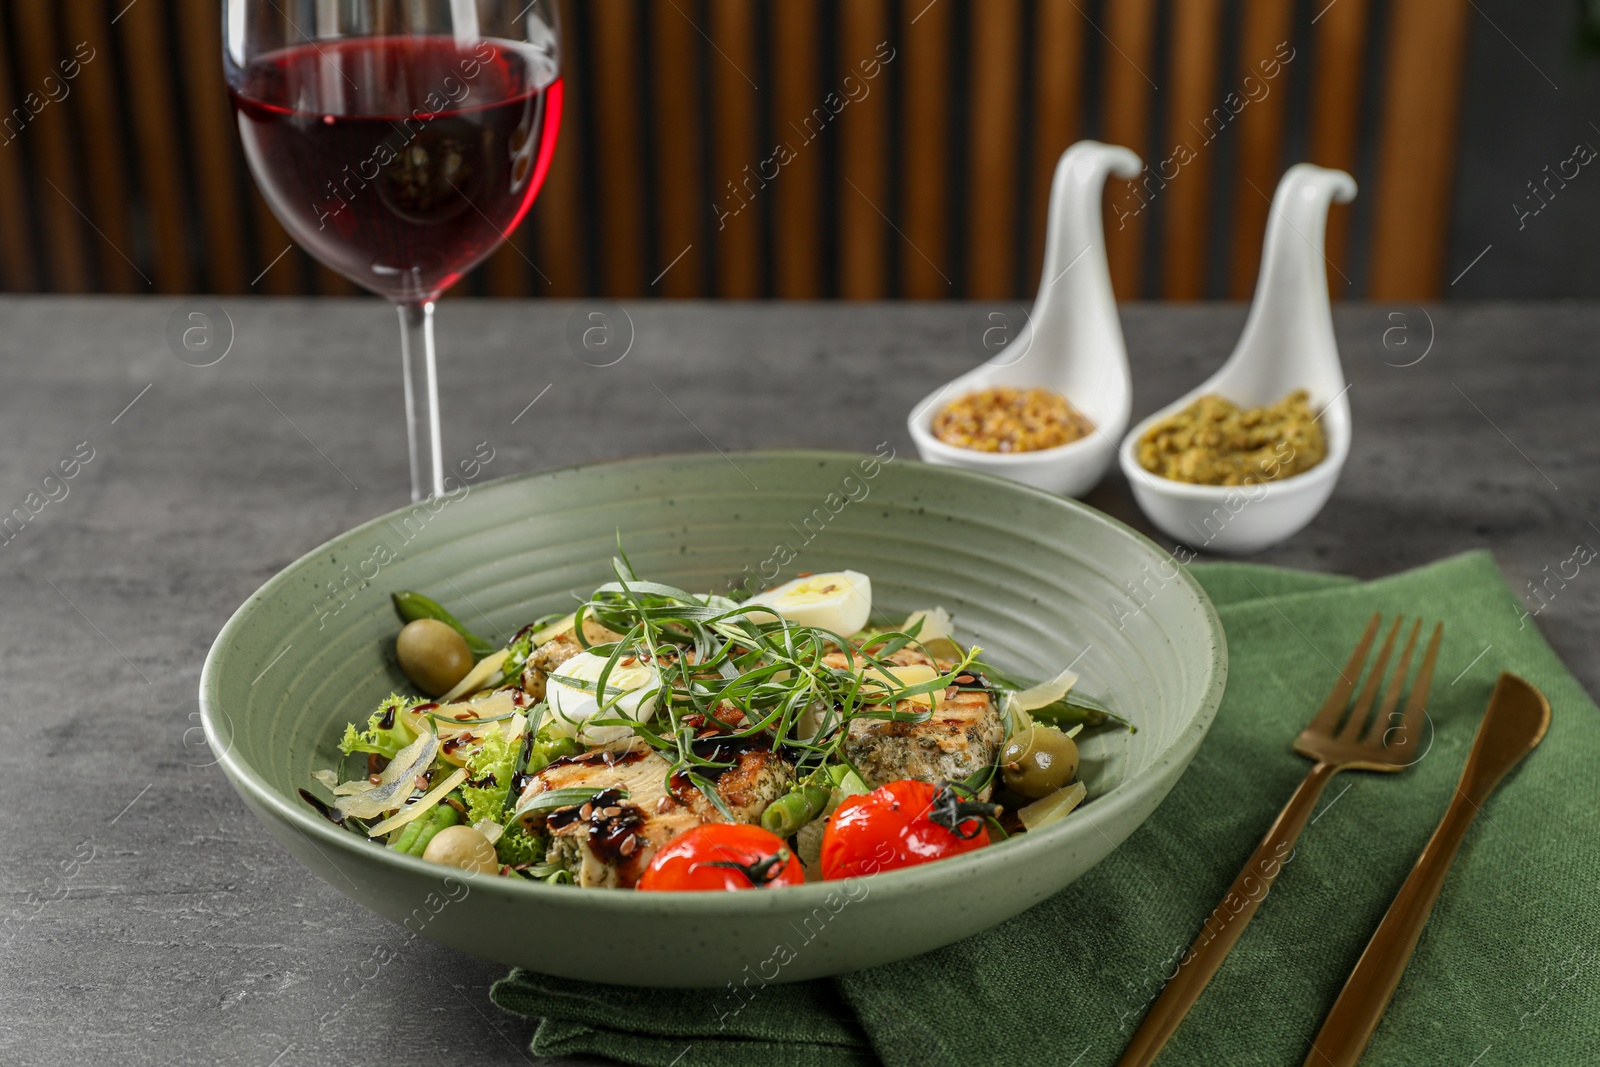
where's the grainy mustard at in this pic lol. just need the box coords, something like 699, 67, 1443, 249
1136, 389, 1326, 485
932, 386, 1095, 453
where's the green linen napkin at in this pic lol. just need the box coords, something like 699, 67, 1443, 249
492, 552, 1600, 1066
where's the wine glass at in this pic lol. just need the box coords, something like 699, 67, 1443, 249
223, 0, 563, 500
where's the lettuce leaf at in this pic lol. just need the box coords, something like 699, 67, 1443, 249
495, 823, 547, 867
462, 725, 518, 827
338, 694, 419, 760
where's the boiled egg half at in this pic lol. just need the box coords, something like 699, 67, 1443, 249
545, 651, 662, 745
744, 570, 872, 636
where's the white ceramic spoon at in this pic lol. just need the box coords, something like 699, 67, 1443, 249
908, 140, 1142, 497
1118, 163, 1357, 555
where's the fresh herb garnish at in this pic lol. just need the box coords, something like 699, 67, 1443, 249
564, 555, 983, 818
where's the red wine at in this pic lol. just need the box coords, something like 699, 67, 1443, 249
231, 36, 561, 301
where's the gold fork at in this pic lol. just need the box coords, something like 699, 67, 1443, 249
1117, 613, 1444, 1067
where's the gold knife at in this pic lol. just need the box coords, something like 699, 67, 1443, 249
1303, 672, 1551, 1066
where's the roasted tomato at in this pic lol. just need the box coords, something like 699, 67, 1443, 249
820, 780, 1001, 880
637, 824, 805, 891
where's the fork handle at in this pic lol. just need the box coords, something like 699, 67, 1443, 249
1117, 761, 1339, 1067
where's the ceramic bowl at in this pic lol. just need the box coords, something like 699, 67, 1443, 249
1119, 398, 1350, 555
908, 140, 1140, 498
1117, 164, 1356, 554
201, 451, 1226, 987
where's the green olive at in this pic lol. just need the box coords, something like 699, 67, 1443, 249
1000, 725, 1080, 799
421, 824, 498, 873
396, 618, 473, 697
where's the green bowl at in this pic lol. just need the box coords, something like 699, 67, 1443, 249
201, 451, 1225, 987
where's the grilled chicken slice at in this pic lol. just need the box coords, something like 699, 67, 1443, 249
517, 740, 793, 888
827, 648, 1005, 798
519, 619, 625, 701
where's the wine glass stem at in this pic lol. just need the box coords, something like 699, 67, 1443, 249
397, 300, 444, 501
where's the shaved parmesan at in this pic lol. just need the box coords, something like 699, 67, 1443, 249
529, 613, 576, 646
332, 733, 440, 821
440, 648, 510, 703
900, 607, 963, 660
902, 606, 954, 641
860, 663, 941, 707
366, 767, 469, 837
310, 766, 380, 797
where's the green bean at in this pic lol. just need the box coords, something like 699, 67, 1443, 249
762, 764, 858, 837
762, 780, 830, 837
391, 591, 497, 660
392, 800, 461, 857
411, 803, 462, 856
1028, 697, 1133, 732
391, 817, 426, 855
971, 658, 1132, 733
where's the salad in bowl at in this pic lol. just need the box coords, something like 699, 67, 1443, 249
303, 551, 1129, 892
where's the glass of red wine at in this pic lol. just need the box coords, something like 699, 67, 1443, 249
224, 0, 563, 500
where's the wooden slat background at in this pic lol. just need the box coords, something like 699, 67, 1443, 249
770, 0, 824, 298
0, 0, 1473, 300
1228, 0, 1296, 298
1100, 0, 1159, 300
899, 0, 953, 298
965, 0, 1023, 300
1160, 0, 1224, 300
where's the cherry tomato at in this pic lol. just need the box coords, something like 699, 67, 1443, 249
637, 823, 805, 891
820, 780, 1000, 880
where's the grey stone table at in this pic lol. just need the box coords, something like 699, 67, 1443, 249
1, 298, 1593, 1066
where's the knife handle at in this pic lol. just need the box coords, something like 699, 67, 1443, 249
1302, 796, 1478, 1066
1306, 673, 1551, 1066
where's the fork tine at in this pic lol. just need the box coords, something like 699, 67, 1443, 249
1394, 622, 1444, 753
1365, 618, 1422, 745
1338, 616, 1404, 740
1304, 613, 1382, 737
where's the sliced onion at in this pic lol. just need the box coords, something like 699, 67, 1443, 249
366, 766, 469, 837
1001, 692, 1030, 737
1014, 666, 1080, 711
332, 733, 440, 821
1018, 780, 1088, 831
793, 699, 835, 742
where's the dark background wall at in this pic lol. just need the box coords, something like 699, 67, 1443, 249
1450, 0, 1600, 298
0, 0, 1595, 300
